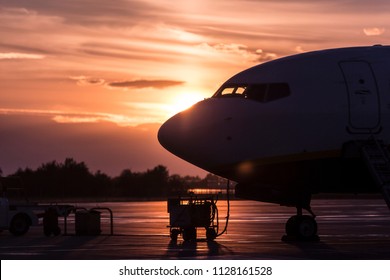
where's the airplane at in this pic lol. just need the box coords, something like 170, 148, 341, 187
158, 45, 390, 241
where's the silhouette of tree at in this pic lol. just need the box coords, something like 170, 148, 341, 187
168, 174, 187, 195
143, 165, 169, 196
93, 170, 112, 198
6, 159, 217, 200
114, 169, 136, 196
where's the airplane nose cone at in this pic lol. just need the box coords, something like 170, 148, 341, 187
158, 104, 210, 165
158, 110, 196, 159
157, 115, 178, 153
157, 98, 245, 171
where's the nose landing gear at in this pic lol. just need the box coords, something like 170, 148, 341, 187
282, 206, 319, 242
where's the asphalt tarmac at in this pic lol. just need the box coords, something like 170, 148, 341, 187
1, 198, 390, 259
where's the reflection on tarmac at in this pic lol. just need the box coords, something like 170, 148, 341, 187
1, 199, 390, 259
166, 240, 235, 259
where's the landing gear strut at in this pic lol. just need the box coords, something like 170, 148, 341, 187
282, 206, 319, 242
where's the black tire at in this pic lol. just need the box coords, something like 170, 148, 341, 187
44, 227, 52, 237
182, 227, 196, 241
43, 208, 59, 237
285, 215, 299, 236
285, 215, 317, 240
206, 228, 217, 241
53, 226, 61, 236
297, 215, 317, 238
9, 214, 31, 236
170, 229, 180, 241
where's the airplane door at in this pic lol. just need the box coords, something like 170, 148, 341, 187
340, 61, 380, 132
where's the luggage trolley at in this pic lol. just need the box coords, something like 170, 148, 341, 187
167, 194, 219, 242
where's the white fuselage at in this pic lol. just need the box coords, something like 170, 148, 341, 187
159, 46, 390, 198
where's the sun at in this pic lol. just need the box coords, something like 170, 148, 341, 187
167, 92, 204, 116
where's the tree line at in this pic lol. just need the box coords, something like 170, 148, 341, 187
1, 158, 222, 200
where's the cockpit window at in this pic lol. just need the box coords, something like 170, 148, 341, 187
220, 86, 247, 96
213, 83, 290, 103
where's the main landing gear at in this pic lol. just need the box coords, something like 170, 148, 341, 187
282, 206, 319, 242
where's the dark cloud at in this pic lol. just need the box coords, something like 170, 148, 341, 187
68, 76, 185, 90
0, 43, 51, 55
108, 80, 185, 89
2, 0, 165, 27
69, 76, 105, 86
81, 49, 168, 63
200, 43, 278, 62
238, 0, 390, 13
80, 41, 184, 63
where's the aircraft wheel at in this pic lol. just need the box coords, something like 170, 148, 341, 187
206, 228, 217, 241
43, 208, 60, 237
297, 215, 317, 238
285, 215, 299, 236
53, 226, 61, 236
285, 215, 317, 240
170, 229, 180, 241
182, 227, 196, 241
9, 214, 31, 236
44, 227, 52, 237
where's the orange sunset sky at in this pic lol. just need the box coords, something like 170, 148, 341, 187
1, 0, 390, 177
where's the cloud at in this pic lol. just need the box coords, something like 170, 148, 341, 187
68, 76, 185, 90
294, 46, 306, 53
363, 27, 386, 36
3, 0, 161, 27
0, 52, 45, 59
0, 108, 139, 126
108, 79, 185, 89
70, 76, 186, 91
198, 43, 277, 62
0, 43, 50, 55
69, 76, 105, 86
51, 115, 105, 124
254, 49, 277, 62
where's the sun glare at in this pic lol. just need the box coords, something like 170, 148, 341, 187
168, 92, 204, 116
